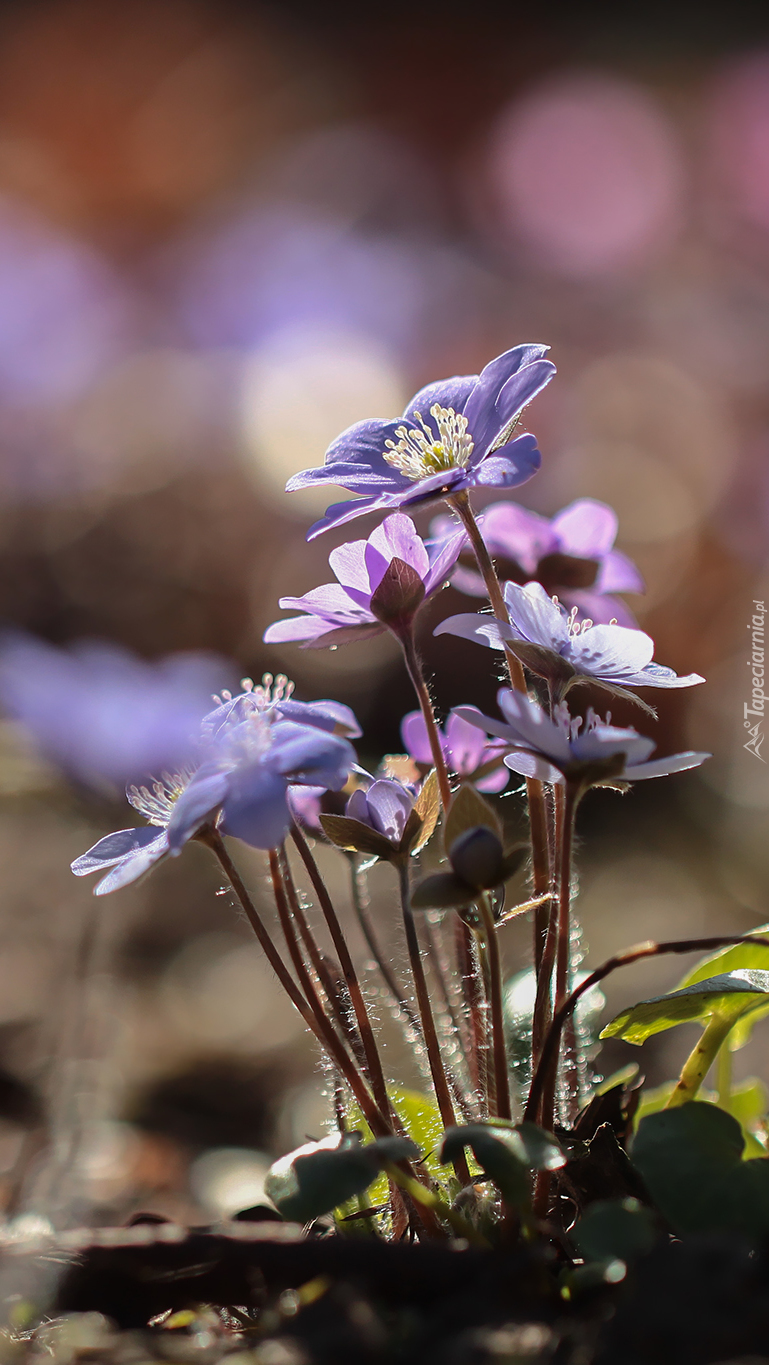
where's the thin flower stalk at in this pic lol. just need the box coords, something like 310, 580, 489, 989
397, 861, 470, 1187
277, 845, 368, 1073
477, 892, 512, 1121
450, 490, 553, 967
398, 628, 453, 813
203, 829, 391, 1139
290, 823, 392, 1126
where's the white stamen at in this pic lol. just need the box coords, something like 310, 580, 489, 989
128, 767, 197, 826
383, 403, 474, 481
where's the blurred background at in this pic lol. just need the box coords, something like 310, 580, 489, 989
0, 0, 766, 1229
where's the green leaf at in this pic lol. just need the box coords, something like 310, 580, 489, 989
346, 1086, 449, 1205
439, 1123, 565, 1211
631, 1101, 769, 1238
410, 872, 473, 911
319, 814, 394, 860
572, 1198, 658, 1264
444, 784, 501, 851
265, 1133, 419, 1223
600, 970, 769, 1046
676, 927, 769, 1050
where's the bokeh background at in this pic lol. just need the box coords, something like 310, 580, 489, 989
0, 0, 767, 1228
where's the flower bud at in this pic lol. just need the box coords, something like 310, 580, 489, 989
448, 825, 505, 890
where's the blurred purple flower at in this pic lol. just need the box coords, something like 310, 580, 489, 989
263, 513, 464, 648
0, 634, 228, 789
437, 580, 704, 705
72, 688, 358, 894
456, 689, 710, 787
287, 345, 555, 540
430, 497, 643, 626
401, 706, 509, 793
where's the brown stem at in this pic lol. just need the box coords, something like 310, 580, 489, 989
399, 628, 452, 813
554, 784, 578, 1010
449, 491, 553, 968
478, 894, 511, 1120
290, 824, 392, 1126
277, 845, 367, 1072
397, 861, 470, 1186
525, 933, 769, 1129
203, 829, 390, 1138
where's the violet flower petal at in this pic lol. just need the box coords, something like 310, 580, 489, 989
94, 833, 170, 895
551, 499, 618, 558
400, 711, 434, 765
71, 825, 163, 875
463, 346, 554, 457
221, 767, 292, 849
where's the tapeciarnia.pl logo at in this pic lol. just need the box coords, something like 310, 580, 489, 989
745, 599, 766, 762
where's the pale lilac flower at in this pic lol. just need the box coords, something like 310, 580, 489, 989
429, 497, 643, 626
346, 779, 416, 845
401, 706, 509, 793
72, 679, 358, 894
263, 513, 464, 648
436, 580, 704, 705
286, 345, 555, 540
456, 689, 710, 787
0, 633, 228, 788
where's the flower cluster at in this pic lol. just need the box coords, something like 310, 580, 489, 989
0, 340, 722, 1240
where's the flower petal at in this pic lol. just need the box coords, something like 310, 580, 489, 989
166, 771, 230, 851
93, 832, 169, 895
504, 580, 570, 649
72, 825, 163, 875
434, 612, 509, 650
278, 583, 367, 621
444, 708, 487, 773
403, 375, 478, 423
222, 766, 291, 849
623, 751, 711, 780
568, 624, 655, 680
276, 699, 362, 738
365, 779, 413, 842
478, 501, 555, 573
471, 435, 541, 487
269, 721, 355, 789
365, 514, 429, 588
400, 711, 435, 765
595, 548, 645, 595
496, 689, 572, 764
463, 346, 555, 457
286, 419, 408, 493
504, 751, 564, 784
551, 499, 618, 558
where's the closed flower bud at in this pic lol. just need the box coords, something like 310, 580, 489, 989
448, 826, 506, 890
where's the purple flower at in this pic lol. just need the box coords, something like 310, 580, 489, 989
430, 497, 644, 627
456, 689, 710, 788
286, 345, 556, 540
263, 513, 464, 648
400, 707, 509, 793
346, 779, 416, 845
436, 580, 704, 705
71, 679, 358, 894
0, 633, 229, 788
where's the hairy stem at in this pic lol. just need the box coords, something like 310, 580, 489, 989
290, 824, 392, 1126
449, 491, 552, 914
399, 627, 452, 813
203, 830, 390, 1138
278, 845, 367, 1072
397, 861, 470, 1186
666, 1014, 735, 1108
478, 893, 512, 1120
